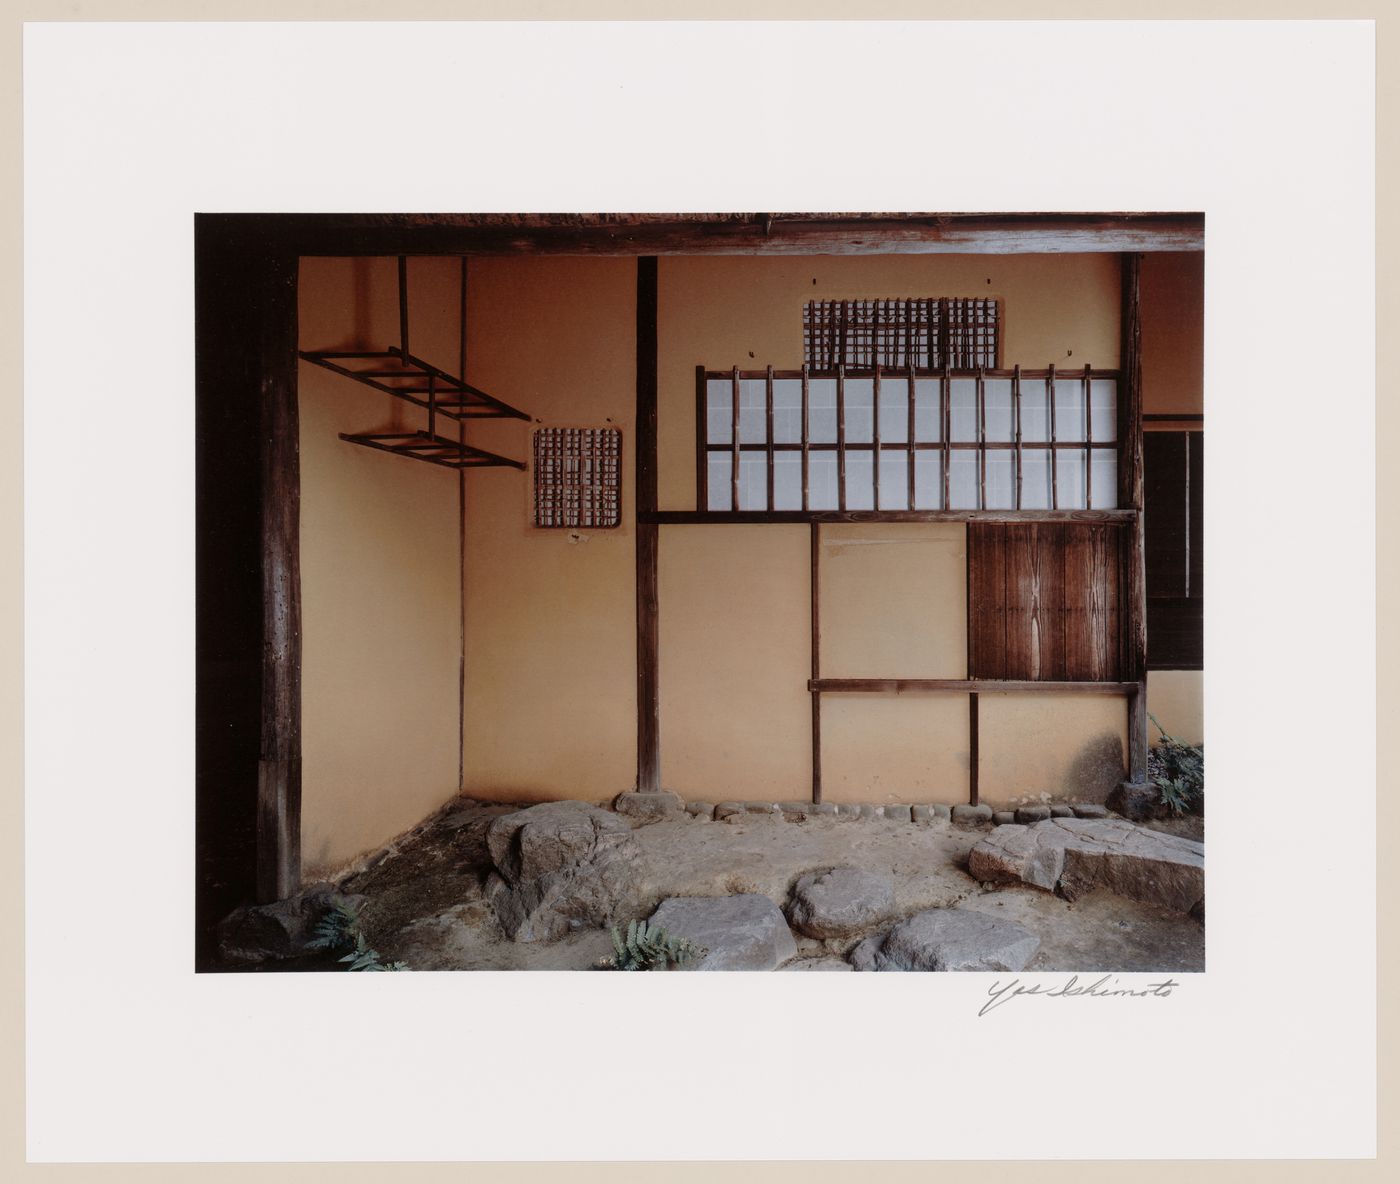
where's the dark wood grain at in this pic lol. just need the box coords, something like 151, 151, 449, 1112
635, 258, 661, 792
1120, 253, 1148, 781
643, 509, 1134, 525
810, 678, 1137, 694
810, 523, 822, 804
257, 251, 301, 904
206, 212, 1206, 259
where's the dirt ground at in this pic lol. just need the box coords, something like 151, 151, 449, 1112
335, 799, 1205, 973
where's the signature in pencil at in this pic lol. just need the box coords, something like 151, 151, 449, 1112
979, 974, 1181, 1017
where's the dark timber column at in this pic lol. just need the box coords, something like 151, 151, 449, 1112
256, 251, 302, 902
1120, 253, 1148, 784
635, 257, 661, 792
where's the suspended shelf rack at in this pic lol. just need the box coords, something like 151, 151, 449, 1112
299, 256, 530, 472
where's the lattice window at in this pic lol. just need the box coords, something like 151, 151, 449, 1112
533, 427, 622, 528
698, 365, 1117, 513
803, 298, 1000, 371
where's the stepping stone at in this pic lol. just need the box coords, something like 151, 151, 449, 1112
648, 894, 799, 971
968, 817, 1205, 914
786, 867, 897, 940
850, 908, 1040, 973
1015, 805, 1052, 824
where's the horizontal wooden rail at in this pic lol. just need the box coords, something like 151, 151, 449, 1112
809, 678, 1138, 694
643, 509, 1134, 525
702, 366, 1121, 381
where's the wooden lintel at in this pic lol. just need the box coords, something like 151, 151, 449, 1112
196, 212, 1205, 258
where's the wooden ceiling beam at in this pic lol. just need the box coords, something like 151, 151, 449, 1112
197, 212, 1203, 257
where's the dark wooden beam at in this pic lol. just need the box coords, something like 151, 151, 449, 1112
256, 251, 302, 903
968, 692, 980, 806
197, 212, 1205, 258
810, 678, 1138, 694
635, 257, 661, 793
1120, 252, 1149, 783
643, 509, 1134, 526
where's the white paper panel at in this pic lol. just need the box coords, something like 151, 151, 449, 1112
706, 452, 731, 511
984, 450, 1016, 509
1056, 448, 1087, 507
1056, 376, 1087, 443
1089, 449, 1119, 509
948, 450, 979, 509
984, 378, 1014, 442
877, 375, 911, 443
773, 452, 803, 510
844, 378, 874, 443
913, 379, 941, 442
1019, 378, 1051, 442
808, 378, 838, 444
913, 451, 943, 510
773, 378, 802, 444
808, 450, 839, 510
737, 449, 767, 510
1020, 447, 1053, 508
738, 378, 767, 445
844, 450, 875, 510
949, 378, 978, 441
876, 450, 910, 510
1090, 378, 1117, 441
706, 378, 732, 446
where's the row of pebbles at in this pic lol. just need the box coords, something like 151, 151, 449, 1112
683, 801, 1110, 825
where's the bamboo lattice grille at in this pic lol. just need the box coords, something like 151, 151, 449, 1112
803, 298, 1000, 370
534, 427, 623, 529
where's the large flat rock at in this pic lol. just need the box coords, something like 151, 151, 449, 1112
968, 817, 1204, 914
648, 894, 799, 971
850, 908, 1040, 972
785, 866, 896, 940
485, 801, 642, 942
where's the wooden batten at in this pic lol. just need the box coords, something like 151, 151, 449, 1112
810, 522, 822, 804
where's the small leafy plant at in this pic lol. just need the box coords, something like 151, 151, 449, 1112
1148, 714, 1204, 816
308, 899, 408, 971
600, 919, 706, 971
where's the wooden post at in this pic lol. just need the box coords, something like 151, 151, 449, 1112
968, 692, 980, 806
810, 522, 822, 804
635, 257, 661, 792
1120, 253, 1148, 783
256, 251, 302, 903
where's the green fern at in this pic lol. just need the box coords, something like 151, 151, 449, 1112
601, 918, 706, 970
310, 899, 408, 971
1148, 713, 1204, 815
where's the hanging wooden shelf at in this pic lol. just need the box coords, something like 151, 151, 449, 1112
337, 430, 526, 472
301, 256, 530, 473
299, 345, 530, 423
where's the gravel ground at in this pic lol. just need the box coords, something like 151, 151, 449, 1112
332, 797, 1204, 973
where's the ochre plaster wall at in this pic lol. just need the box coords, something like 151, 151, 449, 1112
656, 254, 1130, 803
298, 257, 465, 874
1147, 671, 1205, 747
459, 257, 638, 803
297, 251, 1202, 840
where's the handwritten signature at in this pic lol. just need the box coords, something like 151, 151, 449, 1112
979, 974, 1181, 1016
